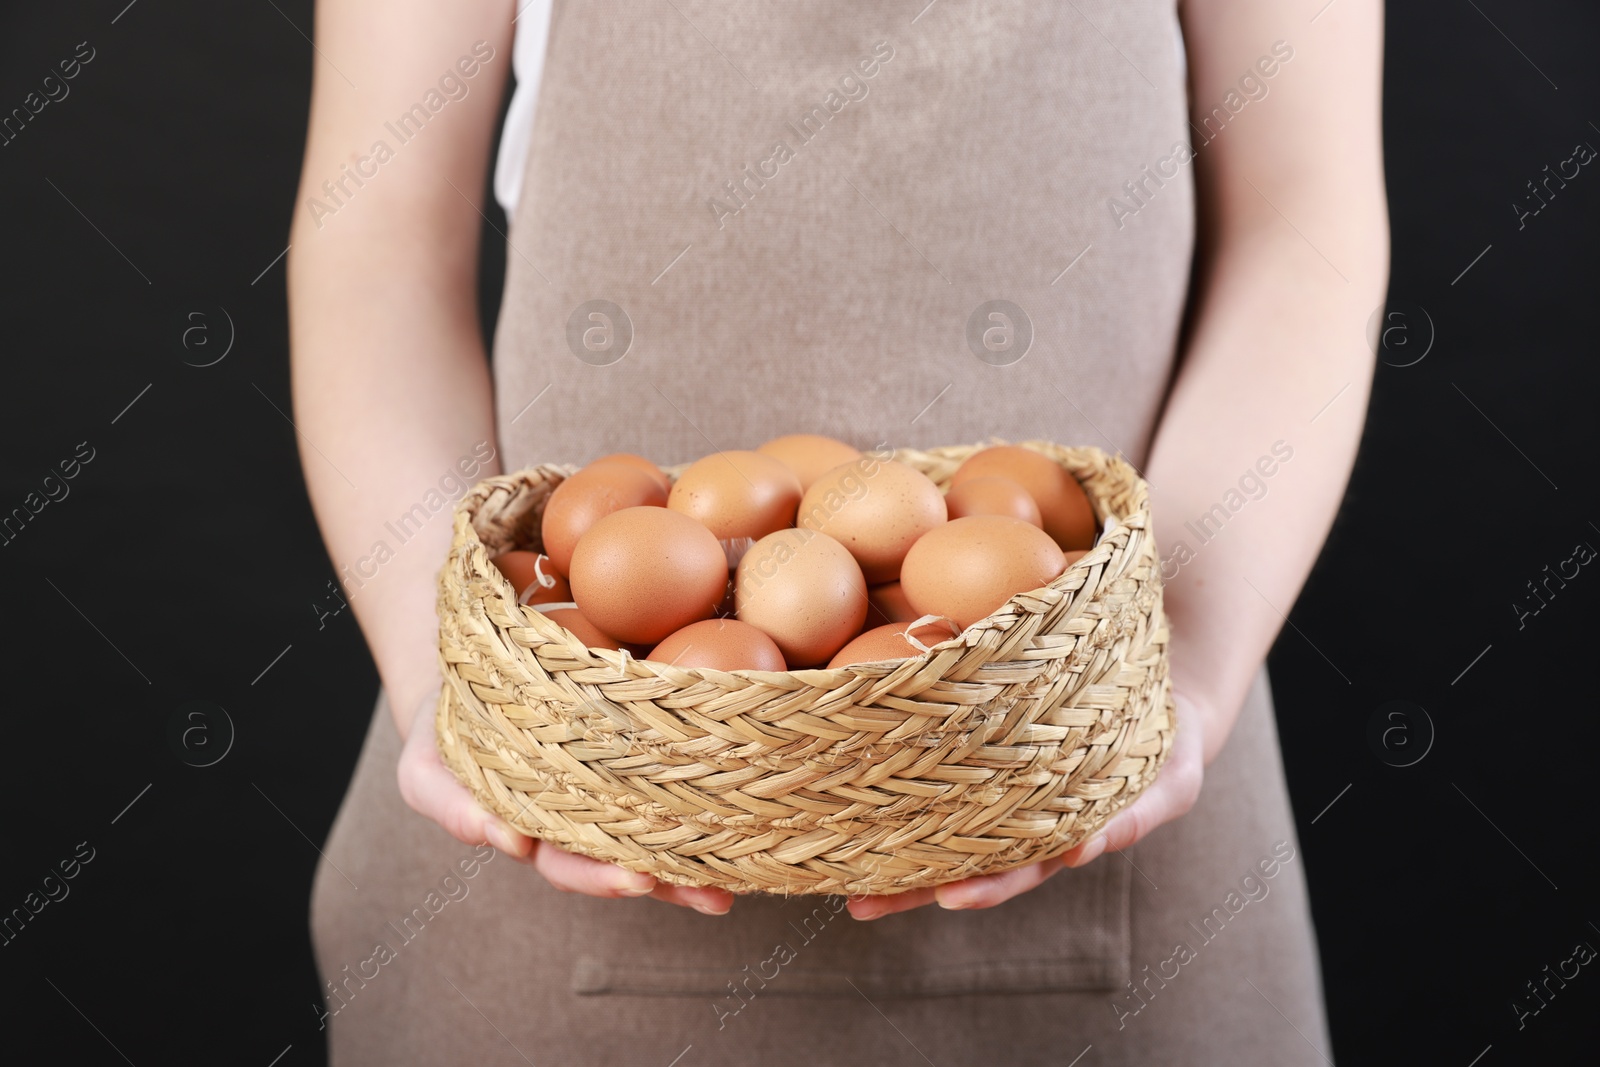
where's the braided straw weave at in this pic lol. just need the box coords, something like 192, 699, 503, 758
436, 442, 1174, 896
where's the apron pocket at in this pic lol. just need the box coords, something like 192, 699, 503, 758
573, 856, 1130, 998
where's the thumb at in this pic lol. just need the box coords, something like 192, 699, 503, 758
396, 689, 533, 860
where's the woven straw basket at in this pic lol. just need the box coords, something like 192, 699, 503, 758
435, 442, 1174, 896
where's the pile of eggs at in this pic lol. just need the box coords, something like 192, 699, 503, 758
489, 436, 1097, 672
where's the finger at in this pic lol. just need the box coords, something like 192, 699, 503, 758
1062, 717, 1203, 868
649, 883, 735, 915
933, 858, 1065, 910
848, 887, 936, 921
532, 841, 657, 898
397, 725, 534, 861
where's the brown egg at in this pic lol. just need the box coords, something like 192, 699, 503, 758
949, 446, 1096, 551
591, 452, 671, 494
865, 581, 918, 626
735, 528, 868, 666
489, 550, 572, 605
756, 434, 863, 492
668, 450, 802, 542
1064, 549, 1089, 567
827, 619, 962, 669
944, 475, 1042, 528
647, 618, 787, 672
900, 515, 1067, 629
539, 606, 629, 651
541, 462, 668, 575
568, 507, 727, 645
798, 458, 946, 584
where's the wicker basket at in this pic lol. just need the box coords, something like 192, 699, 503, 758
435, 442, 1174, 896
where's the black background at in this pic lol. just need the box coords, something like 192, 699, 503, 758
2, 2, 1597, 1064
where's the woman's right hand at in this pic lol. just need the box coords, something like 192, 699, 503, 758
396, 688, 733, 915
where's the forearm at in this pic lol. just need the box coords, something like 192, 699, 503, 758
286, 0, 512, 735
289, 231, 498, 735
1145, 229, 1385, 762
1148, 0, 1388, 762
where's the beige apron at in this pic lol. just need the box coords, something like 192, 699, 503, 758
313, 3, 1331, 1062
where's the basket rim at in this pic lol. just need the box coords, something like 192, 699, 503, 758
450, 440, 1150, 687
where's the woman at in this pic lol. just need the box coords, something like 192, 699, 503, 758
290, 1, 1387, 1062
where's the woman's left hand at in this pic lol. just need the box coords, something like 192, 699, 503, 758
847, 689, 1208, 920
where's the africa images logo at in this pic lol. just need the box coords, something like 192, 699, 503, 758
304, 42, 497, 229
705, 41, 895, 229
1107, 40, 1295, 230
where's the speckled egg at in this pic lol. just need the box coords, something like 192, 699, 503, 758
591, 452, 671, 494
756, 434, 863, 492
865, 581, 918, 626
539, 606, 630, 652
647, 618, 787, 672
900, 515, 1067, 629
949, 446, 1096, 551
797, 458, 946, 584
827, 619, 962, 668
943, 475, 1042, 527
490, 550, 572, 606
735, 528, 867, 666
667, 450, 802, 542
541, 461, 668, 576
568, 506, 728, 645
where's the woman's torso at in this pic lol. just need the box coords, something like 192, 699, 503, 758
312, 5, 1333, 1065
